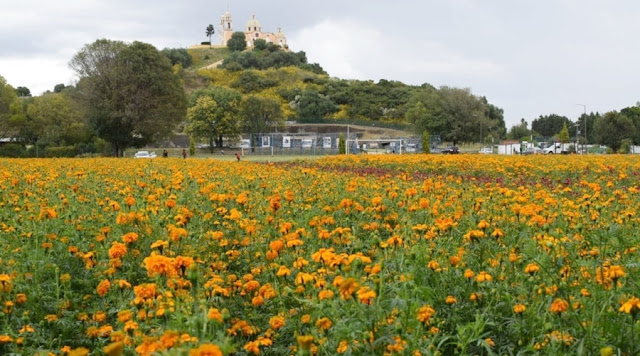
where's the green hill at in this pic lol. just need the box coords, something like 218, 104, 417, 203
176, 45, 507, 143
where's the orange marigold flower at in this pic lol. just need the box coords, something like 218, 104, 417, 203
445, 295, 457, 304
315, 317, 332, 331
121, 232, 139, 244
464, 269, 475, 279
269, 315, 285, 330
550, 298, 569, 314
143, 254, 177, 277
524, 263, 540, 274
318, 289, 335, 301
416, 305, 436, 324
189, 343, 223, 356
96, 279, 111, 297
619, 297, 640, 314
108, 242, 128, 259
207, 308, 223, 323
475, 271, 492, 283
513, 304, 527, 314
357, 286, 376, 305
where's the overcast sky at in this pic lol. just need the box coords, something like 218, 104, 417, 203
1, 0, 639, 128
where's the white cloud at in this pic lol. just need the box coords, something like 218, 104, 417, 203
0, 57, 74, 95
289, 19, 502, 87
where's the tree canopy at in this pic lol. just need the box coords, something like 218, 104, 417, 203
70, 39, 186, 156
186, 87, 243, 150
531, 114, 572, 138
227, 32, 247, 51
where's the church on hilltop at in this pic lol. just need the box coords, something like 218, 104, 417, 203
219, 11, 287, 48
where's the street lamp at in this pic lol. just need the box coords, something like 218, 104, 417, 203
576, 104, 586, 154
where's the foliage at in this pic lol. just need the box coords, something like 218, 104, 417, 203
293, 90, 339, 120
186, 87, 242, 150
0, 143, 25, 157
189, 136, 196, 155
15, 86, 31, 97
556, 122, 570, 142
70, 39, 187, 156
253, 39, 267, 50
406, 86, 495, 144
620, 138, 632, 154
0, 75, 21, 138
422, 130, 430, 153
230, 70, 278, 93
161, 48, 193, 68
227, 31, 247, 51
594, 111, 634, 152
205, 24, 215, 47
241, 95, 284, 137
531, 114, 572, 139
507, 119, 530, 140
338, 133, 345, 154
53, 84, 68, 93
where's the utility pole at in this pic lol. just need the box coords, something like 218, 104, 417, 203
577, 104, 586, 154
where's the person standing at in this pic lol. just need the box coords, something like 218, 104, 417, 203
235, 153, 241, 162
182, 149, 187, 159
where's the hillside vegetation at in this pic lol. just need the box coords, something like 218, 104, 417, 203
182, 45, 507, 144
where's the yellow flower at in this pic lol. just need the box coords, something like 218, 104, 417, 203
445, 295, 457, 304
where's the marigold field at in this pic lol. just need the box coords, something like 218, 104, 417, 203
0, 155, 639, 355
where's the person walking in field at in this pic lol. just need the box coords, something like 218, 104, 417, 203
182, 149, 187, 159
235, 153, 241, 162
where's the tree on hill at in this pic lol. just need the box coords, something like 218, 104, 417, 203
161, 48, 192, 68
227, 32, 247, 51
53, 84, 68, 93
253, 39, 267, 50
70, 39, 187, 156
187, 87, 242, 151
205, 24, 215, 47
293, 91, 338, 121
15, 86, 31, 97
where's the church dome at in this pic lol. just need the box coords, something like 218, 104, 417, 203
246, 14, 261, 31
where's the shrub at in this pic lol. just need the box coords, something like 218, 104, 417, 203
0, 143, 26, 157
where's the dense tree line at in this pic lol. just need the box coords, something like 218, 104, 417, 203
0, 39, 186, 157
220, 43, 325, 74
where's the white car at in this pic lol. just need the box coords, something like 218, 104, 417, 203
479, 147, 493, 154
134, 151, 156, 159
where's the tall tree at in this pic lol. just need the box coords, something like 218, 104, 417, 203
70, 39, 186, 156
186, 87, 242, 151
227, 31, 247, 51
15, 86, 31, 97
205, 24, 215, 47
531, 114, 572, 138
0, 75, 22, 138
594, 111, 634, 152
507, 118, 531, 140
556, 122, 570, 143
241, 95, 284, 137
21, 91, 88, 146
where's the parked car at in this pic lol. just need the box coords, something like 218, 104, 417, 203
134, 151, 155, 159
479, 147, 493, 154
442, 146, 460, 154
523, 147, 543, 155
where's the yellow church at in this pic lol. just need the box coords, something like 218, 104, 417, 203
219, 11, 287, 48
